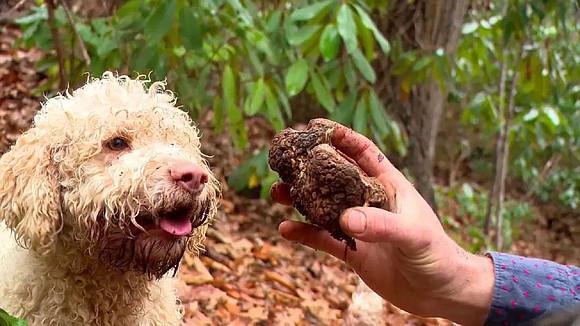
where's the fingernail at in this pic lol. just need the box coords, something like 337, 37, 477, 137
345, 209, 367, 234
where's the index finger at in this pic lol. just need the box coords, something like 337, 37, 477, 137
331, 123, 406, 183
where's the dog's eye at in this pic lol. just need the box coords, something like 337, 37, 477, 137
107, 137, 130, 151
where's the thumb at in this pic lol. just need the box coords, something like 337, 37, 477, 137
340, 207, 414, 247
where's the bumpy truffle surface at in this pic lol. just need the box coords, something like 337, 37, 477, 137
268, 119, 389, 250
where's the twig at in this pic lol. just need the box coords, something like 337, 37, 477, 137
58, 0, 91, 66
202, 246, 232, 268
485, 39, 526, 248
523, 153, 561, 200
0, 0, 29, 24
264, 270, 297, 294
484, 48, 507, 236
495, 63, 521, 249
483, 0, 517, 236
45, 0, 67, 90
448, 145, 470, 186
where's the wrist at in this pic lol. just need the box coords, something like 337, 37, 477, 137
429, 251, 495, 325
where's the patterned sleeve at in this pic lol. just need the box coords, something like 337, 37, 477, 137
483, 251, 580, 325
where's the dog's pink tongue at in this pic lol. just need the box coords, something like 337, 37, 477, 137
159, 217, 192, 236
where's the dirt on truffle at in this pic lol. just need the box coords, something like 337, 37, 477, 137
268, 118, 390, 250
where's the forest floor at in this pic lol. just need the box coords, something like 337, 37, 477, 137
1, 24, 578, 325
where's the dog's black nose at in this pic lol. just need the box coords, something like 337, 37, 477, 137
170, 161, 208, 195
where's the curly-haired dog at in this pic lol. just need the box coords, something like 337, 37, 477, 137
0, 72, 220, 325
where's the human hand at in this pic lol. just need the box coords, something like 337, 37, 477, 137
270, 120, 494, 325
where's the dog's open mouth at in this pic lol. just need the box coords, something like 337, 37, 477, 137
158, 211, 192, 236
134, 205, 207, 237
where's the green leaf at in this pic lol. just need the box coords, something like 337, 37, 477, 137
264, 84, 285, 131
390, 121, 406, 155
223, 65, 237, 112
369, 89, 388, 129
285, 59, 309, 96
213, 97, 225, 134
412, 56, 433, 72
179, 6, 203, 51
461, 22, 479, 35
266, 11, 282, 33
310, 70, 336, 112
132, 46, 158, 71
227, 157, 256, 192
351, 48, 376, 83
370, 126, 387, 152
144, 0, 177, 44
227, 149, 270, 192
246, 47, 265, 77
76, 23, 98, 47
19, 20, 40, 44
468, 226, 485, 240
0, 308, 28, 326
273, 84, 292, 119
336, 4, 357, 53
393, 51, 418, 75
522, 109, 539, 121
115, 0, 142, 19
319, 24, 340, 62
543, 106, 561, 127
353, 4, 390, 54
329, 90, 357, 125
344, 60, 357, 88
502, 13, 515, 45
222, 65, 247, 149
260, 171, 282, 199
226, 0, 253, 26
153, 54, 169, 80
356, 13, 375, 59
289, 0, 334, 21
247, 29, 272, 56
287, 25, 321, 46
14, 6, 47, 25
247, 78, 266, 115
353, 96, 368, 134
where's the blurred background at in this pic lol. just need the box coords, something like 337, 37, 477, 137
0, 0, 578, 324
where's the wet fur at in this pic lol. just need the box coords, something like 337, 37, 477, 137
0, 72, 220, 325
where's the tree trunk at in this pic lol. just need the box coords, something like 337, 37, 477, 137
374, 1, 468, 212
494, 70, 519, 250
484, 50, 508, 236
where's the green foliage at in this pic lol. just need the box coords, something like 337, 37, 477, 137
227, 149, 279, 199
0, 308, 28, 326
436, 183, 534, 252
454, 0, 579, 210
15, 0, 405, 197
12, 0, 579, 219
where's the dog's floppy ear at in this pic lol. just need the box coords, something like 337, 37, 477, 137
0, 133, 62, 254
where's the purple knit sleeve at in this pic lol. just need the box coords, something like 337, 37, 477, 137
483, 251, 580, 325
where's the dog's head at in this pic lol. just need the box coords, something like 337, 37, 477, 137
0, 72, 220, 278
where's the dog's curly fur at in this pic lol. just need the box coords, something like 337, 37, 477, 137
0, 72, 220, 325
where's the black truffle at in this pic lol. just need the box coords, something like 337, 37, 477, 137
268, 119, 389, 251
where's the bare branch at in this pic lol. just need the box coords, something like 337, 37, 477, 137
495, 63, 521, 249
58, 0, 91, 66
484, 48, 508, 236
0, 0, 29, 24
486, 41, 526, 249
46, 0, 67, 90
524, 153, 561, 200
